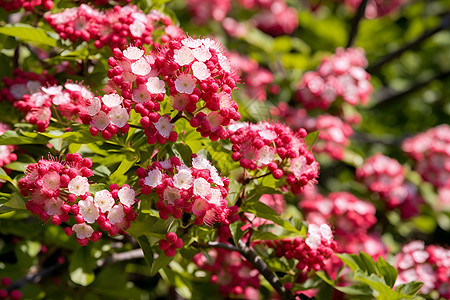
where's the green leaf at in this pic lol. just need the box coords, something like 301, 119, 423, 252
395, 281, 423, 296
172, 143, 193, 166
242, 200, 301, 234
4, 192, 26, 209
229, 221, 246, 245
69, 247, 96, 286
305, 131, 319, 151
376, 257, 398, 288
137, 235, 154, 268
150, 247, 175, 276
0, 24, 57, 47
359, 252, 378, 275
0, 130, 49, 145
109, 155, 138, 185
336, 253, 362, 272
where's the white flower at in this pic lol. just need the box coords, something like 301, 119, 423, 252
26, 80, 42, 93
163, 187, 180, 203
305, 224, 321, 249
154, 115, 174, 138
174, 46, 195, 66
130, 20, 146, 37
42, 85, 63, 95
108, 204, 124, 225
146, 77, 166, 94
92, 111, 110, 131
192, 45, 211, 62
44, 197, 63, 216
217, 53, 231, 72
94, 189, 115, 213
72, 223, 94, 239
193, 178, 211, 198
160, 159, 173, 170
52, 92, 71, 106
319, 224, 333, 241
208, 188, 222, 206
78, 196, 99, 223
30, 92, 49, 107
132, 86, 151, 103
118, 186, 136, 206
192, 154, 211, 170
181, 37, 203, 48
123, 46, 144, 60
131, 57, 151, 76
209, 167, 224, 186
192, 61, 211, 81
257, 145, 275, 165
102, 93, 123, 108
108, 106, 129, 128
68, 175, 90, 196
175, 74, 196, 94
144, 168, 163, 188
9, 83, 28, 99
173, 169, 193, 189
87, 97, 101, 116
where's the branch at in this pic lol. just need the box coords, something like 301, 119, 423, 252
371, 70, 450, 108
346, 0, 369, 48
7, 263, 65, 292
193, 241, 295, 300
96, 248, 144, 268
366, 13, 450, 73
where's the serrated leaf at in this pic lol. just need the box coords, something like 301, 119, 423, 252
359, 252, 378, 275
0, 24, 57, 47
395, 281, 423, 296
336, 253, 361, 272
376, 257, 397, 288
243, 200, 301, 233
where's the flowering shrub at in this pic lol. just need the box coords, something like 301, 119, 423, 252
0, 0, 448, 299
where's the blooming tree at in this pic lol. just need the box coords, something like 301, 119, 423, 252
0, 0, 448, 299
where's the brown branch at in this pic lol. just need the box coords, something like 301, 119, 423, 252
96, 248, 144, 268
366, 13, 450, 73
346, 0, 370, 48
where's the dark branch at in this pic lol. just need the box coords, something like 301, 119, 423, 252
236, 240, 294, 300
7, 263, 65, 292
367, 13, 450, 73
96, 248, 144, 268
371, 70, 450, 108
346, 0, 369, 48
193, 241, 295, 300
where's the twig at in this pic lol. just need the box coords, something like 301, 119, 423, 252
346, 0, 370, 48
7, 263, 65, 292
366, 13, 450, 73
371, 70, 450, 108
96, 248, 144, 268
244, 172, 272, 184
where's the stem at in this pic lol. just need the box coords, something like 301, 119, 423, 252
244, 172, 272, 184
170, 111, 184, 123
346, 0, 369, 48
129, 123, 144, 129
367, 13, 450, 72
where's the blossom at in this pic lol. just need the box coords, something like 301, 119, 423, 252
78, 196, 99, 223
154, 115, 174, 138
94, 190, 115, 213
72, 223, 94, 239
175, 74, 196, 94
108, 106, 129, 128
118, 186, 136, 206
68, 175, 90, 196
102, 93, 123, 108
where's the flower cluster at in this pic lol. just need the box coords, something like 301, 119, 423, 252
0, 277, 21, 300
78, 92, 131, 140
402, 124, 450, 189
356, 153, 423, 218
0, 0, 53, 12
0, 122, 17, 168
343, 0, 406, 19
228, 121, 319, 194
186, 0, 298, 36
13, 81, 94, 132
105, 37, 240, 142
1, 68, 57, 103
19, 154, 139, 246
271, 104, 356, 160
264, 224, 337, 273
296, 47, 372, 110
228, 52, 274, 102
193, 247, 260, 298
137, 154, 231, 226
395, 241, 450, 298
158, 232, 184, 257
44, 5, 183, 49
